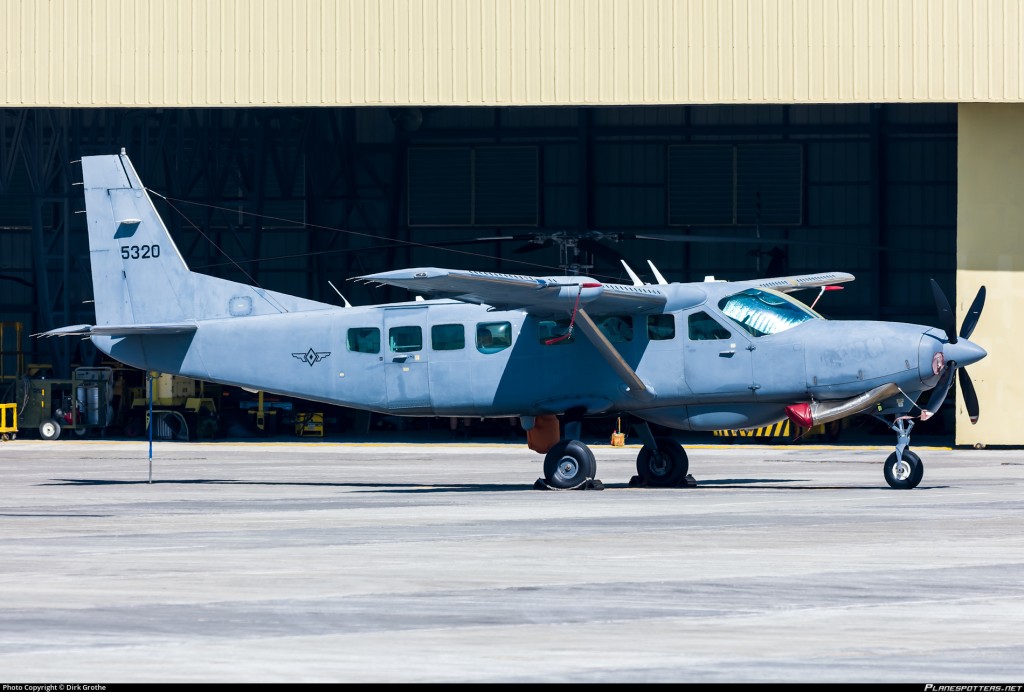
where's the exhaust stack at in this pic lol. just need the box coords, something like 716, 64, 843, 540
785, 383, 900, 429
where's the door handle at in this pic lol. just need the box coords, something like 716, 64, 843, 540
718, 350, 735, 358
392, 355, 408, 363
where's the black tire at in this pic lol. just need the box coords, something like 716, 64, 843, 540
636, 437, 688, 487
73, 426, 89, 438
38, 418, 61, 440
884, 449, 923, 489
543, 440, 596, 488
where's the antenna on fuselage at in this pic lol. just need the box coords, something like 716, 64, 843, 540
647, 261, 668, 285
620, 260, 644, 286
328, 280, 353, 307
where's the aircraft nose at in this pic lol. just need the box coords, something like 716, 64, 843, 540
945, 338, 987, 367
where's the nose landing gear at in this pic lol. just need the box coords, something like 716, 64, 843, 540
877, 415, 924, 489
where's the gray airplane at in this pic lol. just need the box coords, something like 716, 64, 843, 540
44, 151, 988, 490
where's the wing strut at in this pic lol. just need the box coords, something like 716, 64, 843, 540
573, 308, 656, 402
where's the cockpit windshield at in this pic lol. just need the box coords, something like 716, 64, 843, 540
718, 288, 821, 337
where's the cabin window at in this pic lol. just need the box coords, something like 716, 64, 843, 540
537, 318, 575, 345
389, 326, 422, 353
431, 323, 465, 351
597, 315, 633, 343
647, 314, 675, 340
688, 312, 732, 341
477, 321, 512, 353
718, 288, 819, 337
347, 327, 381, 354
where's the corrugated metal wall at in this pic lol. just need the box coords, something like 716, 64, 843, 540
3, 0, 1023, 107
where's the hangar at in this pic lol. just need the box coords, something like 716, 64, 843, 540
0, 0, 1020, 445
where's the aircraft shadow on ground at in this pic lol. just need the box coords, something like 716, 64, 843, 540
45, 478, 535, 493
42, 477, 940, 492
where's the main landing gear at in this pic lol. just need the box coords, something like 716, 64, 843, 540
542, 439, 597, 489
630, 420, 693, 487
877, 415, 924, 489
536, 412, 603, 489
533, 414, 694, 490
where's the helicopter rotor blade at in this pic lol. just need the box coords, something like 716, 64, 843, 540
512, 239, 553, 254
578, 237, 627, 266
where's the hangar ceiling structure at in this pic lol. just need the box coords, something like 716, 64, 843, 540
1, 0, 1021, 445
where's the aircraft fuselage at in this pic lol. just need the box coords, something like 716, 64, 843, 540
91, 297, 952, 432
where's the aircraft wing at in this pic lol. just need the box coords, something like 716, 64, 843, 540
356, 267, 667, 317
751, 272, 855, 293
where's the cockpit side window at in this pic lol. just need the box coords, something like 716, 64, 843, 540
538, 318, 575, 345
688, 312, 731, 341
718, 288, 819, 337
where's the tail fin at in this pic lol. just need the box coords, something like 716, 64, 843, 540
80, 151, 329, 328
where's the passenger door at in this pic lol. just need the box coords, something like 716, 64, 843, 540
383, 307, 431, 410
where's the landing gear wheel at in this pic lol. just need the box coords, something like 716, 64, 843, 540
884, 449, 923, 489
543, 440, 596, 489
38, 418, 61, 440
636, 437, 688, 487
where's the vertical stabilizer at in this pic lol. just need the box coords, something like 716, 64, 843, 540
81, 151, 332, 328
82, 153, 192, 326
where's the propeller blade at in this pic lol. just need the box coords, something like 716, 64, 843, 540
959, 286, 987, 340
958, 367, 980, 424
920, 363, 956, 421
930, 278, 958, 344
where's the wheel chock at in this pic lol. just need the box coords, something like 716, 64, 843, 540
628, 474, 698, 488
533, 477, 605, 491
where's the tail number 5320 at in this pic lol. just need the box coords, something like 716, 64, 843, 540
121, 244, 161, 260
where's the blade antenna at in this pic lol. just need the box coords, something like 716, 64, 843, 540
327, 281, 352, 307
620, 260, 644, 286
647, 261, 668, 285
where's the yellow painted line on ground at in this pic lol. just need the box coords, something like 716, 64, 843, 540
9, 439, 951, 452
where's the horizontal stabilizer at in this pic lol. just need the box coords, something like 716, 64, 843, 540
36, 323, 198, 338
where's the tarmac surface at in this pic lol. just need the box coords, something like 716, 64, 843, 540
1, 433, 1023, 684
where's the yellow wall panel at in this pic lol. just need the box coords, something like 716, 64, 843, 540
2, 0, 1024, 106
955, 103, 1024, 446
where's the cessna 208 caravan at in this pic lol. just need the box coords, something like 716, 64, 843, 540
44, 151, 988, 490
